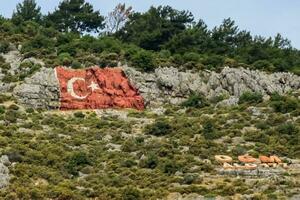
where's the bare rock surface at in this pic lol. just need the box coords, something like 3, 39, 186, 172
123, 66, 300, 106
13, 67, 60, 109
0, 155, 11, 188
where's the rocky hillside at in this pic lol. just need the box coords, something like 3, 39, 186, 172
0, 47, 299, 199
1, 48, 298, 110
1, 1, 300, 199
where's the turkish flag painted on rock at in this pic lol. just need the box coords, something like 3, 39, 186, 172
55, 66, 144, 110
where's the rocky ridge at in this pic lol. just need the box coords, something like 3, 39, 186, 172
10, 64, 300, 109
1, 49, 299, 108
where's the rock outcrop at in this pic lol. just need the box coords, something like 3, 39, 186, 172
0, 155, 10, 189
0, 49, 45, 93
123, 66, 300, 106
11, 64, 300, 109
13, 67, 60, 109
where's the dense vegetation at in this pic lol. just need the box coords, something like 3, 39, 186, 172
0, 0, 300, 74
0, 91, 299, 199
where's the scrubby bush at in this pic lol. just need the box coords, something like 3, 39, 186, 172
74, 111, 85, 118
144, 119, 172, 136
202, 54, 225, 70
122, 186, 141, 200
202, 120, 220, 140
0, 40, 9, 53
162, 159, 180, 175
270, 93, 299, 113
58, 53, 73, 66
181, 93, 209, 108
239, 92, 263, 104
66, 152, 90, 176
140, 153, 158, 169
121, 159, 137, 168
276, 123, 298, 136
0, 106, 5, 114
182, 174, 198, 184
131, 50, 155, 72
252, 60, 273, 70
4, 110, 18, 123
243, 131, 269, 143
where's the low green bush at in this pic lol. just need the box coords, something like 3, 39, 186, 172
66, 152, 90, 176
0, 40, 9, 53
239, 92, 263, 104
74, 111, 85, 118
276, 123, 298, 136
130, 50, 155, 72
122, 186, 141, 200
139, 153, 158, 169
144, 119, 172, 136
270, 93, 299, 113
181, 93, 209, 108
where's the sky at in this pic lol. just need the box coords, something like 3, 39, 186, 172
1, 0, 300, 49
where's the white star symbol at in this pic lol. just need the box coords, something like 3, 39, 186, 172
88, 81, 99, 92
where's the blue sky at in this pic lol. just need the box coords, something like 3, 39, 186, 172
1, 0, 300, 49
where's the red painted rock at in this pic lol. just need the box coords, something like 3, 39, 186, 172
55, 66, 144, 110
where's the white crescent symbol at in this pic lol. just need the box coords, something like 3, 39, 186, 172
67, 77, 88, 99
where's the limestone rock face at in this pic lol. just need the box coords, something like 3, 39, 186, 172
11, 64, 300, 109
207, 67, 300, 97
13, 67, 60, 109
0, 49, 45, 93
124, 66, 300, 106
123, 66, 207, 106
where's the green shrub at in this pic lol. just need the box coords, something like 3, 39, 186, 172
183, 52, 200, 62
239, 92, 263, 104
276, 123, 298, 136
0, 40, 9, 53
0, 106, 5, 114
270, 93, 299, 113
202, 120, 220, 140
74, 111, 85, 118
122, 186, 141, 200
182, 174, 198, 184
144, 119, 172, 136
66, 152, 90, 176
6, 151, 23, 162
252, 60, 273, 70
71, 60, 81, 69
58, 53, 73, 66
131, 50, 155, 72
243, 131, 269, 143
162, 159, 180, 175
181, 93, 209, 108
140, 153, 158, 169
98, 52, 119, 67
4, 110, 18, 123
121, 159, 137, 168
202, 54, 225, 70
25, 108, 34, 113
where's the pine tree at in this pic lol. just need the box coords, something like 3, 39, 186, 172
12, 0, 41, 24
46, 0, 105, 33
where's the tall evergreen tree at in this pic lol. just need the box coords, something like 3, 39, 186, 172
46, 0, 105, 33
12, 0, 42, 24
117, 6, 194, 51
